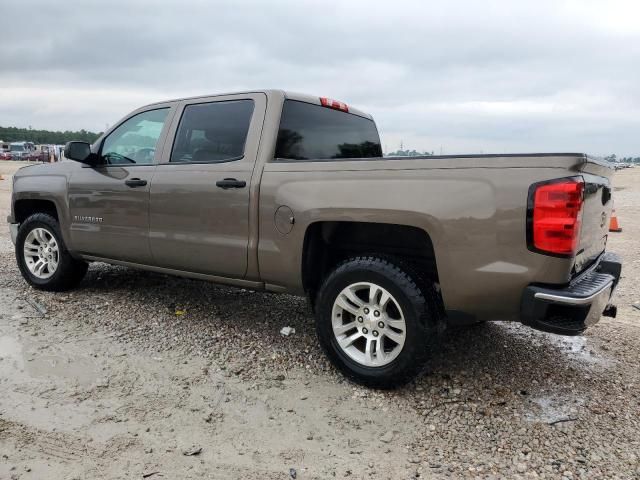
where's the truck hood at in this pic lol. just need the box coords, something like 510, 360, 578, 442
14, 161, 79, 178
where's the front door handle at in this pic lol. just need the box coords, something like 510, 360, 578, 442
216, 178, 246, 189
125, 178, 148, 187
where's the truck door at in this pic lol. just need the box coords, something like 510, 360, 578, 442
149, 93, 266, 278
67, 105, 175, 264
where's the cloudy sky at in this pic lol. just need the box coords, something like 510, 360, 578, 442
1, 0, 638, 156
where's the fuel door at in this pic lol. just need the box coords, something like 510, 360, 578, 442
275, 205, 295, 234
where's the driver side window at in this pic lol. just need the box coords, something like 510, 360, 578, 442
101, 108, 169, 165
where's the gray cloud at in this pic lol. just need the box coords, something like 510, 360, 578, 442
1, 0, 638, 155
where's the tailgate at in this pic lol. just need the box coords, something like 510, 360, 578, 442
573, 156, 615, 274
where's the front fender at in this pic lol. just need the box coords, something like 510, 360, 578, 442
12, 174, 74, 252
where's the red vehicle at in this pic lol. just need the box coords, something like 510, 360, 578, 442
0, 151, 12, 161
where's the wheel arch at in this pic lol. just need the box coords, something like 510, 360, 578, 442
13, 198, 60, 223
12, 193, 76, 257
301, 221, 441, 305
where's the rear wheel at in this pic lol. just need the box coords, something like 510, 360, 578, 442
16, 213, 88, 291
315, 256, 438, 388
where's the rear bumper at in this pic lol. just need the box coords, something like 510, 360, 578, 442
521, 252, 621, 335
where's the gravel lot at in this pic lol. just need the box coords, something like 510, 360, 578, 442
0, 161, 639, 479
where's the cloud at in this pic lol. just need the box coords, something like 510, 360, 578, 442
1, 0, 638, 155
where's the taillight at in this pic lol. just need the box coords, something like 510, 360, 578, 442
320, 97, 349, 112
528, 178, 584, 256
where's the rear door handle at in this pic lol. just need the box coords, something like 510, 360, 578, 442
216, 178, 246, 189
125, 178, 148, 187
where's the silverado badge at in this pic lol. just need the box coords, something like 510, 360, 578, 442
74, 215, 103, 223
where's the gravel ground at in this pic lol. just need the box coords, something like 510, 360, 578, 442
0, 161, 639, 479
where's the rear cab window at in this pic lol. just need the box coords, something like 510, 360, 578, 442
275, 100, 382, 160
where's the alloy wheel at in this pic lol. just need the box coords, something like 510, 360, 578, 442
331, 282, 406, 367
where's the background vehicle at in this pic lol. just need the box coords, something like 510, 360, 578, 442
24, 142, 40, 161
7, 90, 621, 387
0, 151, 12, 161
34, 145, 50, 162
9, 142, 29, 160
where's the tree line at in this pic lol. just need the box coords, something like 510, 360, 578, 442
604, 154, 640, 164
386, 149, 434, 157
0, 126, 102, 145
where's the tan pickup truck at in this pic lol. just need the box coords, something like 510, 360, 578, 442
8, 90, 621, 387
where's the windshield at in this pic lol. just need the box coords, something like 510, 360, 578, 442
10, 145, 24, 152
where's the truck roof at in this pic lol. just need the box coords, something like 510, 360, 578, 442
142, 89, 374, 120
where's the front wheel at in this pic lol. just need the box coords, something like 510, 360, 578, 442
16, 213, 88, 291
315, 256, 438, 388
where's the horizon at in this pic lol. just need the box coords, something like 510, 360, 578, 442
1, 123, 639, 160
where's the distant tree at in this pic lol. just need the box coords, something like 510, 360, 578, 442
602, 154, 640, 165
386, 149, 433, 157
0, 126, 102, 145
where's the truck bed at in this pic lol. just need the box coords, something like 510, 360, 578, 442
261, 152, 614, 321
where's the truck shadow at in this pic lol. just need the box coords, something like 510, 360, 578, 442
78, 264, 612, 401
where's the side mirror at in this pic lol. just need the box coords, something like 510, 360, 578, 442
64, 141, 94, 164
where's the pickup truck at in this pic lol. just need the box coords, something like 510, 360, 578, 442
8, 142, 30, 161
8, 90, 621, 388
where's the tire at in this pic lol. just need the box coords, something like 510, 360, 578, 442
16, 213, 88, 291
315, 256, 439, 388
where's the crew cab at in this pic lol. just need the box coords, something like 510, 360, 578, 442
8, 90, 621, 387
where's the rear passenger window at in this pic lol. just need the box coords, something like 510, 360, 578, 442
275, 100, 382, 160
170, 100, 254, 163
